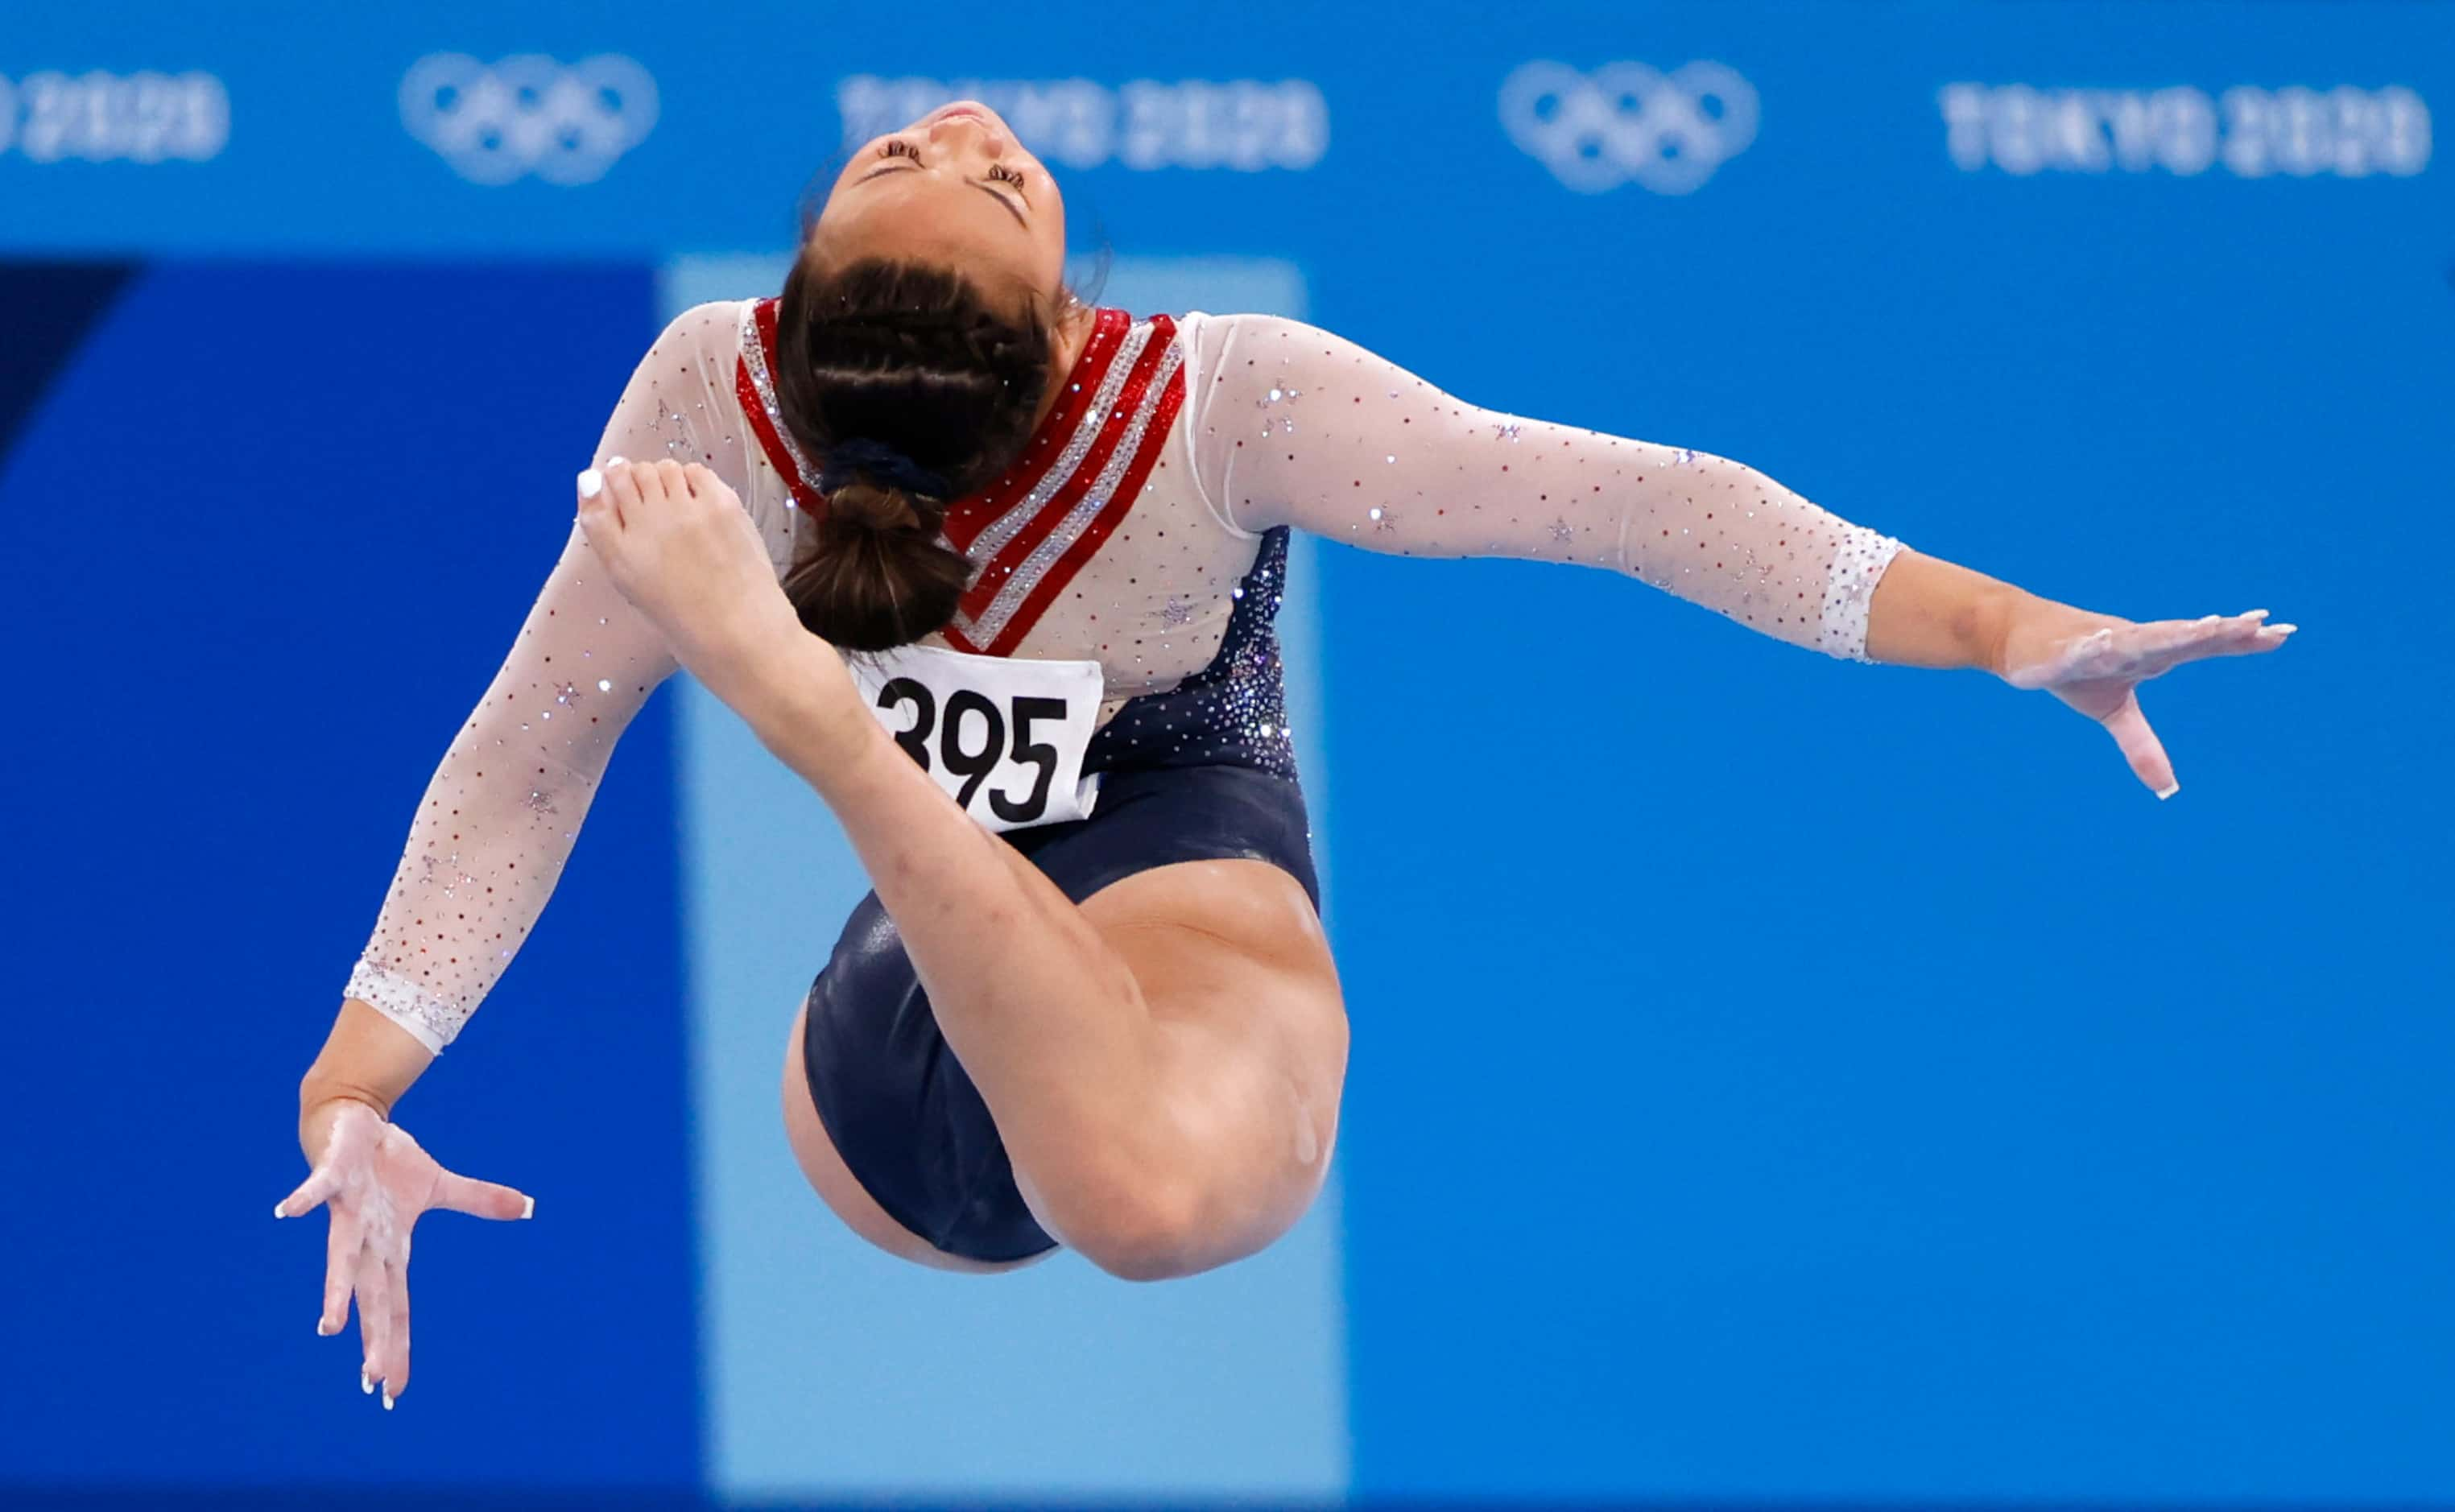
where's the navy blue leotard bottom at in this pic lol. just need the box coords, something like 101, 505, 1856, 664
799, 528, 1320, 1263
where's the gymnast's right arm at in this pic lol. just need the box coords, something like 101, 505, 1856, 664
294, 309, 755, 1122
276, 533, 676, 1402
295, 535, 678, 1117
278, 304, 752, 1403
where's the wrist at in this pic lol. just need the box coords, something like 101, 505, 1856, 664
297, 1084, 387, 1156
298, 1073, 391, 1120
1978, 586, 2035, 680
1992, 594, 2116, 685
298, 998, 428, 1144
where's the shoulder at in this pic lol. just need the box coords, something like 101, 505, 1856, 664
1172, 312, 1361, 415
1173, 309, 1318, 356
1174, 312, 1356, 372
1179, 311, 1333, 343
647, 299, 753, 365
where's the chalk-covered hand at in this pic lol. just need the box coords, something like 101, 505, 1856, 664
276, 1098, 531, 1408
1998, 604, 2296, 799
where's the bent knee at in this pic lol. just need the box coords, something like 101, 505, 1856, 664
1021, 1119, 1328, 1283
1042, 1172, 1219, 1283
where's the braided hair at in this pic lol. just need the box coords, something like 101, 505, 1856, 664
770, 256, 1057, 651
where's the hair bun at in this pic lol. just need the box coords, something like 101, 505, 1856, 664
824, 479, 923, 534
771, 257, 1052, 651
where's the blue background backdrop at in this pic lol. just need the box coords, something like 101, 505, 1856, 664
2, 2, 2448, 1506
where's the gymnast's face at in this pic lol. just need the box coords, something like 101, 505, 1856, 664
809, 101, 1068, 312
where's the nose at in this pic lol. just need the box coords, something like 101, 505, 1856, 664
925, 106, 1010, 157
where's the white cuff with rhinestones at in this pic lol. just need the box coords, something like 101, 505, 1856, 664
1816, 528, 1907, 663
344, 960, 464, 1055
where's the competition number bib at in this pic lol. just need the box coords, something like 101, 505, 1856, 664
850, 642, 1103, 832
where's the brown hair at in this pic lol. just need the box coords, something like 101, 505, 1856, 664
769, 256, 1057, 651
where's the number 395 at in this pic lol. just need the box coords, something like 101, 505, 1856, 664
874, 680, 1067, 824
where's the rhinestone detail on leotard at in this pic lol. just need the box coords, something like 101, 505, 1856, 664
969, 339, 1187, 647
965, 321, 1153, 567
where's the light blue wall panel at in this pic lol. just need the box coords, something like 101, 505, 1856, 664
671, 254, 1352, 1502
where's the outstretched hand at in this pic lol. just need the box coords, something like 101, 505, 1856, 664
275, 1100, 531, 1408
1998, 605, 2296, 798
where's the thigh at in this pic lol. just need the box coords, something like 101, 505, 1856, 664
790, 766, 1344, 1275
783, 857, 1347, 1273
1057, 855, 1351, 1264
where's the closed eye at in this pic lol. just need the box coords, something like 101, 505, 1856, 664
853, 138, 923, 184
969, 181, 1027, 226
849, 139, 1031, 227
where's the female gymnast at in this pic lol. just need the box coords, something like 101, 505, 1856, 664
277, 101, 2294, 1407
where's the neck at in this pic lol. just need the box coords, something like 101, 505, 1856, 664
1031, 299, 1098, 432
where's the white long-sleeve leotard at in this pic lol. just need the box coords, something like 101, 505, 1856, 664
345, 301, 1904, 1051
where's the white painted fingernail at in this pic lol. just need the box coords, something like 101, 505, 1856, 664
606, 455, 628, 467
2155, 783, 2180, 800
522, 1195, 536, 1220
362, 1369, 374, 1395
382, 1391, 395, 1411
316, 1317, 334, 1336
2271, 623, 2297, 634
577, 469, 603, 499
273, 1202, 286, 1219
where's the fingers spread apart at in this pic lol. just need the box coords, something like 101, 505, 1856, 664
320, 1205, 364, 1336
275, 1164, 341, 1220
2100, 691, 2179, 798
382, 1260, 412, 1405
354, 1242, 393, 1398
432, 1170, 535, 1222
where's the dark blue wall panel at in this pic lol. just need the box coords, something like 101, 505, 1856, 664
0, 262, 698, 1489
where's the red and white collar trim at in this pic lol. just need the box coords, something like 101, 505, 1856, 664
735, 298, 1185, 657
734, 300, 825, 514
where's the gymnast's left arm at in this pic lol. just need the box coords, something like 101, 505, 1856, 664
1186, 315, 2294, 798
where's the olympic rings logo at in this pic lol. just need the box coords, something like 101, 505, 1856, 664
399, 54, 658, 186
1499, 61, 1759, 194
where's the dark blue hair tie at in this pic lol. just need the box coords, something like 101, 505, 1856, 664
820, 438, 951, 500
